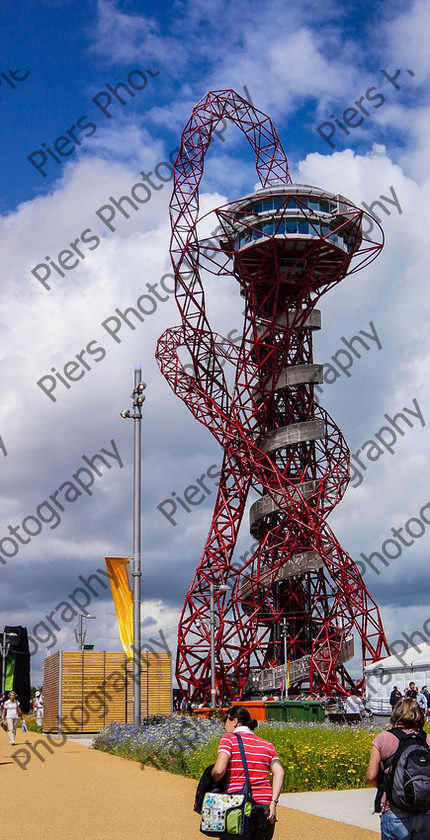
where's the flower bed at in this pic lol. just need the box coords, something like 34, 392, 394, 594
93, 715, 382, 791
93, 715, 223, 774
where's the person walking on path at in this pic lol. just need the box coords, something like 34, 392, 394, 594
2, 690, 22, 745
416, 689, 427, 714
421, 686, 430, 717
211, 705, 285, 839
34, 691, 43, 728
389, 686, 402, 709
367, 697, 430, 839
405, 682, 417, 700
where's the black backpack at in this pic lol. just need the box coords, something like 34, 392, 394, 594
375, 727, 430, 813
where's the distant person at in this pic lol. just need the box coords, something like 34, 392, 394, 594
2, 690, 22, 745
344, 693, 365, 717
416, 690, 428, 713
405, 681, 418, 700
422, 686, 430, 712
367, 698, 430, 839
389, 686, 402, 709
211, 706, 285, 838
35, 691, 43, 727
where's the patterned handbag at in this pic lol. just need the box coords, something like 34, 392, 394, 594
200, 734, 253, 837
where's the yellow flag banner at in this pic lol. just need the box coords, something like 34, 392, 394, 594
105, 556, 133, 658
286, 660, 291, 690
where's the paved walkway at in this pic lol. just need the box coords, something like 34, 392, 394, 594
1, 729, 379, 839
280, 788, 380, 833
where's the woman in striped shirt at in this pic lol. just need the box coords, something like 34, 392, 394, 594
211, 706, 285, 839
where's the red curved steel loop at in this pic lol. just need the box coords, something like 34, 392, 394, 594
155, 89, 389, 701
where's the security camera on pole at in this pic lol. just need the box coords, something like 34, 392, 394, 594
120, 366, 146, 727
75, 615, 96, 651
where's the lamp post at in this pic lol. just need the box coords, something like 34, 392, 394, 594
281, 619, 288, 700
209, 583, 230, 708
120, 365, 146, 728
75, 615, 96, 651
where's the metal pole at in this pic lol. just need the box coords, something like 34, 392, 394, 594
78, 615, 83, 651
146, 650, 149, 719
132, 365, 142, 728
210, 583, 216, 708
282, 619, 288, 700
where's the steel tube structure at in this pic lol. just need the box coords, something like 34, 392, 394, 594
156, 89, 389, 702
209, 583, 216, 709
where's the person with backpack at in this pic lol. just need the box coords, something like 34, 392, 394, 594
367, 697, 430, 839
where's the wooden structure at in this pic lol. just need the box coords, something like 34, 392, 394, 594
43, 650, 171, 733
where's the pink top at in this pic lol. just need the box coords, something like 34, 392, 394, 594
217, 726, 279, 805
372, 728, 430, 812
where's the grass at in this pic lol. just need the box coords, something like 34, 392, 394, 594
93, 715, 384, 791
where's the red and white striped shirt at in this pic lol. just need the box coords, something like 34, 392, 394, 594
217, 726, 279, 805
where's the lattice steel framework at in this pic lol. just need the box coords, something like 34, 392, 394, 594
155, 89, 389, 702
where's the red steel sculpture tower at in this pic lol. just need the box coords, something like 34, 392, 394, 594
156, 90, 389, 702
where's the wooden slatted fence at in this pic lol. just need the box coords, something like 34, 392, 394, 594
43, 650, 171, 733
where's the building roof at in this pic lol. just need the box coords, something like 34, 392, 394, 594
365, 643, 430, 673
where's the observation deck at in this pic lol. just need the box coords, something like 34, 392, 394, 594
216, 183, 364, 293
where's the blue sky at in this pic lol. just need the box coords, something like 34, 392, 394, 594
1, 0, 429, 688
1, 0, 420, 210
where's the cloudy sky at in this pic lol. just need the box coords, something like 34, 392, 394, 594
1, 0, 429, 688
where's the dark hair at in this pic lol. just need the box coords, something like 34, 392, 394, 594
224, 705, 258, 731
390, 698, 425, 729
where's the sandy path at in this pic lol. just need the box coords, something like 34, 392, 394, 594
1, 729, 378, 839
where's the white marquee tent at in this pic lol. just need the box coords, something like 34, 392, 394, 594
365, 644, 430, 714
